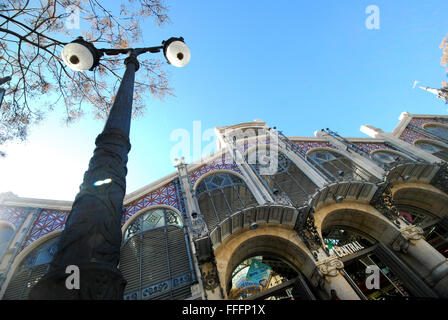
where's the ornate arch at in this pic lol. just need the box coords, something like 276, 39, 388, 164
213, 224, 316, 296
314, 202, 400, 245
392, 183, 448, 220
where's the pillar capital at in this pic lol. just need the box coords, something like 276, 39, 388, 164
392, 225, 425, 252
316, 256, 344, 277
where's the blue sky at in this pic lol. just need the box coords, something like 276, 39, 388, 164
1, 1, 448, 200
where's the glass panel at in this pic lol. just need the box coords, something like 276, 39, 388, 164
124, 208, 183, 242
196, 173, 246, 197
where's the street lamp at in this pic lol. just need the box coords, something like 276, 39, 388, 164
61, 36, 190, 71
29, 37, 190, 300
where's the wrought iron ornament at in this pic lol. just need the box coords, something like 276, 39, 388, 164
431, 162, 448, 194
298, 213, 326, 260
371, 183, 402, 227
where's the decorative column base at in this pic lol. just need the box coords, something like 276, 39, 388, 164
29, 263, 126, 300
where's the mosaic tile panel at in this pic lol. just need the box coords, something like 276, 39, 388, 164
291, 141, 334, 155
23, 209, 69, 248
122, 179, 182, 224
0, 206, 29, 229
188, 153, 242, 186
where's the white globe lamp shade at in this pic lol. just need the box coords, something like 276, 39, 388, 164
164, 40, 191, 67
61, 42, 95, 71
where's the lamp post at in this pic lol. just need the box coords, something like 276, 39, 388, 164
29, 37, 190, 299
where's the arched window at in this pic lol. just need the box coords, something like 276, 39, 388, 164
247, 150, 317, 207
0, 222, 15, 259
415, 141, 448, 161
3, 236, 59, 300
196, 173, 257, 230
307, 150, 375, 182
425, 124, 448, 141
120, 207, 194, 300
372, 150, 409, 167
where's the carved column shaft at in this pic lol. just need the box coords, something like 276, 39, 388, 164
393, 225, 448, 297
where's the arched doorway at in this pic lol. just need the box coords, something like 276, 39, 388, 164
213, 226, 320, 300
322, 226, 412, 299
393, 185, 448, 258
227, 252, 316, 300
319, 207, 436, 299
3, 234, 60, 300
119, 206, 195, 300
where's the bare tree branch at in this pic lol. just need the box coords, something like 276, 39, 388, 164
0, 0, 172, 146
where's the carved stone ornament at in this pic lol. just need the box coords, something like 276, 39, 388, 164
392, 225, 424, 252
401, 225, 424, 241
316, 256, 344, 277
190, 215, 208, 239
203, 269, 219, 291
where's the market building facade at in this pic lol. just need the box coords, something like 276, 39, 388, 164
0, 111, 447, 300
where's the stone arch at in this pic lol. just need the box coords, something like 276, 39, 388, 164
213, 224, 316, 296
392, 183, 448, 220
314, 202, 400, 245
